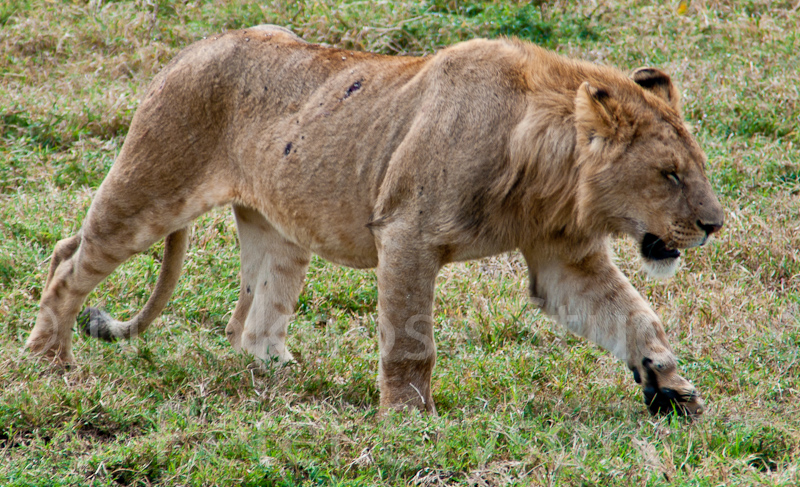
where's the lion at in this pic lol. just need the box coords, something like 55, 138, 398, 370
27, 25, 724, 416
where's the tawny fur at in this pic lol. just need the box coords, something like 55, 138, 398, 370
28, 26, 724, 415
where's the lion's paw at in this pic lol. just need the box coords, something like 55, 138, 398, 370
633, 357, 704, 416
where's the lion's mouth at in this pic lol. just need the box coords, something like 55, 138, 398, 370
641, 233, 680, 261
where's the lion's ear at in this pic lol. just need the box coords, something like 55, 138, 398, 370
631, 67, 681, 113
574, 81, 622, 143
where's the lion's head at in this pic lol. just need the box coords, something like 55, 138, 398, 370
573, 67, 724, 277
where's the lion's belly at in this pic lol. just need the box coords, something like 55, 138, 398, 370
266, 207, 379, 269
243, 151, 381, 269
310, 233, 379, 269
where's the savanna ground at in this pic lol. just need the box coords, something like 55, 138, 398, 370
1, 0, 799, 485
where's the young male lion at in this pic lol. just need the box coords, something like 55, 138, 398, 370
28, 25, 723, 416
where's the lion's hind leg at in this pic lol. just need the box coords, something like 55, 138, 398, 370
45, 234, 81, 287
26, 234, 84, 363
225, 205, 268, 351
229, 206, 311, 364
28, 174, 215, 364
27, 220, 151, 364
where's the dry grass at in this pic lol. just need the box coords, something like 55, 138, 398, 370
1, 1, 799, 485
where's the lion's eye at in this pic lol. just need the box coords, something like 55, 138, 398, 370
663, 171, 680, 186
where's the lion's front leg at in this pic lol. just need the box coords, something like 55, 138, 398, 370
374, 228, 441, 414
526, 248, 704, 416
625, 312, 704, 415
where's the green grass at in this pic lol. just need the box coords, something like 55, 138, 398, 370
1, 0, 799, 485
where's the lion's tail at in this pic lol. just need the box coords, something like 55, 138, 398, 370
78, 228, 190, 342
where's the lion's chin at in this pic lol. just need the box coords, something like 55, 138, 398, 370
640, 233, 681, 279
642, 255, 681, 279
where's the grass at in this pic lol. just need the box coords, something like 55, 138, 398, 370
1, 0, 799, 485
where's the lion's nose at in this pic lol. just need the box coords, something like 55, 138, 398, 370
697, 220, 723, 236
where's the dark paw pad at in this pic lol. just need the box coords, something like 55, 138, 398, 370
78, 307, 116, 342
630, 365, 642, 384
644, 385, 689, 415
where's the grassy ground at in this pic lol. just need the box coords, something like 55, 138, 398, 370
1, 0, 799, 485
